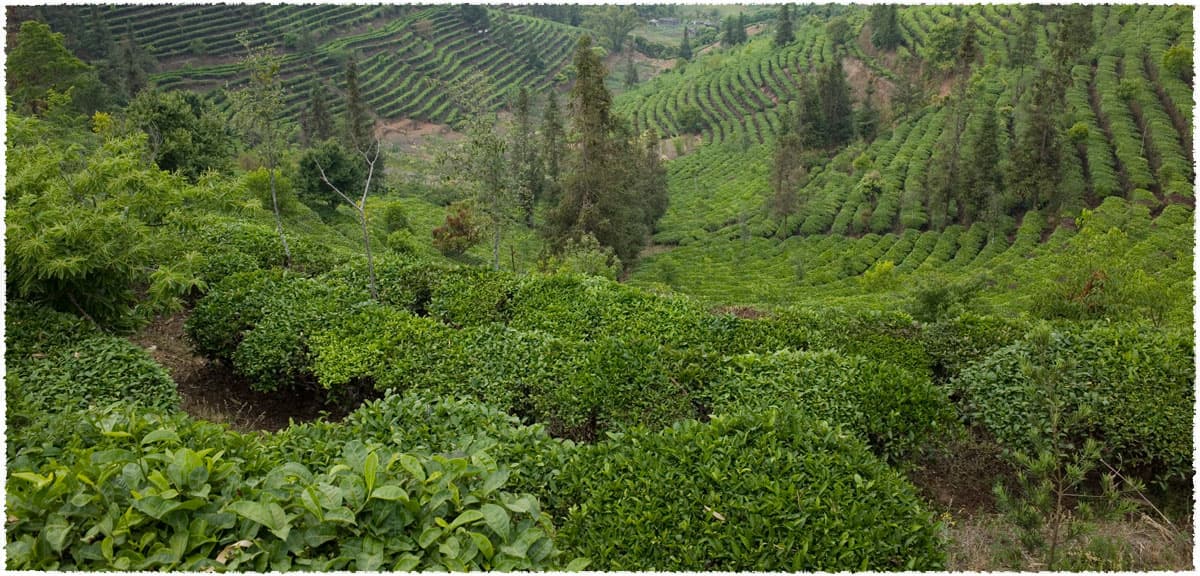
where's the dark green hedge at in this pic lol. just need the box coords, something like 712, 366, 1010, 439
702, 349, 956, 462
954, 323, 1194, 482
557, 409, 947, 571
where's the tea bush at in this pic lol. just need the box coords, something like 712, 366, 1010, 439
921, 313, 1031, 382
267, 394, 576, 510
557, 409, 946, 571
311, 311, 697, 441
7, 303, 177, 419
702, 349, 955, 462
427, 267, 518, 327
187, 269, 369, 391
5, 301, 99, 361
10, 336, 180, 417
6, 404, 581, 571
954, 323, 1194, 482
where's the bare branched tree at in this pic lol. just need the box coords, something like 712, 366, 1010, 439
316, 138, 382, 299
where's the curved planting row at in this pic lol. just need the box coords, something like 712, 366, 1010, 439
143, 6, 579, 126
616, 19, 830, 146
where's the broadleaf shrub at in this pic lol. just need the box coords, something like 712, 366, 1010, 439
557, 409, 946, 571
954, 323, 1194, 482
921, 313, 1031, 382
702, 349, 955, 462
6, 403, 580, 571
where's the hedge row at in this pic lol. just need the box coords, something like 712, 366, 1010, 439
186, 257, 948, 456
954, 322, 1194, 482
557, 409, 946, 571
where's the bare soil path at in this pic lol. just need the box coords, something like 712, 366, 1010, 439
130, 312, 338, 432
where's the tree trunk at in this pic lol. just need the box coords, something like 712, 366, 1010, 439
492, 220, 502, 271
359, 207, 378, 300
268, 159, 292, 267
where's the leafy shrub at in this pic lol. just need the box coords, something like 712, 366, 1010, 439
386, 229, 421, 255
244, 168, 299, 215
432, 200, 482, 256
557, 409, 946, 571
309, 305, 465, 394
187, 269, 369, 391
427, 267, 518, 327
6, 404, 579, 571
382, 202, 411, 233
1162, 43, 1192, 81
7, 186, 151, 327
740, 307, 931, 377
267, 393, 576, 509
507, 273, 710, 347
954, 323, 1194, 482
701, 349, 954, 462
321, 254, 455, 314
5, 300, 99, 361
920, 313, 1031, 382
311, 308, 696, 442
7, 302, 175, 420
906, 273, 980, 323
537, 233, 621, 280
295, 138, 366, 210
186, 269, 289, 363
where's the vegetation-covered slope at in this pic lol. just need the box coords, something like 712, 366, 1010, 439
5, 3, 1195, 572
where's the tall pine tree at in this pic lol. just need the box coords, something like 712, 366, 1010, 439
512, 86, 543, 226
869, 5, 903, 50
679, 26, 693, 60
342, 57, 373, 153
820, 59, 854, 148
549, 36, 665, 265
542, 91, 565, 203
303, 81, 333, 144
775, 4, 795, 47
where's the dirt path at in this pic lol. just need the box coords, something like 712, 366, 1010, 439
130, 312, 336, 432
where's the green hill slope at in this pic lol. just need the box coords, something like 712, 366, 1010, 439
32, 4, 582, 126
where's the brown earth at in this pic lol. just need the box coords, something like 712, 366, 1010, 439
376, 118, 464, 155
129, 312, 338, 433
841, 55, 896, 105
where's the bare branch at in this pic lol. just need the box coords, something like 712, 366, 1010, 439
314, 158, 360, 211
358, 136, 382, 206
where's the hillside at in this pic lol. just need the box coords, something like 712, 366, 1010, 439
4, 4, 1195, 572
27, 4, 582, 126
623, 4, 1193, 312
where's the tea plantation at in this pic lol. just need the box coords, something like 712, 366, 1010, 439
6, 3, 1195, 572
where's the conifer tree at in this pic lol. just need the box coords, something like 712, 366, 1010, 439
856, 79, 880, 143
796, 77, 825, 149
1011, 66, 1065, 211
512, 86, 543, 226
869, 5, 903, 50
342, 57, 373, 153
964, 105, 1002, 225
303, 81, 334, 144
723, 18, 737, 47
542, 90, 565, 201
771, 104, 805, 234
549, 36, 665, 265
624, 52, 639, 87
679, 26, 693, 60
820, 59, 854, 147
775, 4, 795, 47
